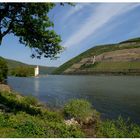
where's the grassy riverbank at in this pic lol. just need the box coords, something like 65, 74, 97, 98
0, 89, 140, 138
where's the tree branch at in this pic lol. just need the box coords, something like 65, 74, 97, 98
1, 4, 21, 38
0, 4, 9, 22
1, 20, 14, 37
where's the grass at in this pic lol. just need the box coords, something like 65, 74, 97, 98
81, 61, 140, 73
0, 91, 140, 138
97, 116, 140, 138
53, 37, 140, 74
0, 91, 85, 138
0, 111, 84, 138
0, 91, 42, 115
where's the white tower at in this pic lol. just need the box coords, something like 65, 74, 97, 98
35, 66, 39, 77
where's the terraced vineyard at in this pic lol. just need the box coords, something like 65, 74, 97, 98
53, 37, 140, 75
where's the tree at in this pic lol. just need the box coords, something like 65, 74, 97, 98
11, 66, 34, 77
0, 57, 8, 83
0, 3, 63, 59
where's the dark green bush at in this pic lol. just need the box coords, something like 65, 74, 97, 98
0, 57, 8, 83
11, 66, 34, 77
63, 99, 97, 122
97, 116, 140, 138
1, 91, 140, 138
0, 92, 41, 115
0, 92, 85, 138
41, 110, 63, 123
23, 96, 39, 106
0, 112, 9, 127
5, 111, 84, 138
0, 127, 20, 138
43, 121, 85, 138
6, 112, 45, 137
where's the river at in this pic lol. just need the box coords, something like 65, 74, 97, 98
8, 75, 140, 124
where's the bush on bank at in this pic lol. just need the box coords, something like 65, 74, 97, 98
63, 99, 100, 124
0, 91, 42, 115
97, 116, 140, 138
11, 66, 34, 77
0, 91, 140, 138
64, 99, 93, 121
0, 57, 8, 83
0, 91, 85, 138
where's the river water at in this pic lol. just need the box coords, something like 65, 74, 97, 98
8, 75, 140, 124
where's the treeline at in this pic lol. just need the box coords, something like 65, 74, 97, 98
0, 57, 8, 83
0, 57, 34, 82
10, 66, 34, 77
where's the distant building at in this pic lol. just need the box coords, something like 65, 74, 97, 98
34, 66, 39, 77
86, 56, 96, 65
92, 56, 96, 64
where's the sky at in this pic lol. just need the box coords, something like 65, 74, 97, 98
1, 3, 140, 67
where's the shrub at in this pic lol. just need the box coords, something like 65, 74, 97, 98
0, 92, 85, 138
11, 66, 34, 77
41, 110, 63, 123
0, 128, 20, 138
0, 112, 9, 127
44, 121, 85, 138
97, 116, 140, 138
63, 99, 96, 122
6, 111, 85, 138
7, 112, 46, 137
23, 96, 39, 106
130, 124, 140, 137
0, 57, 8, 83
0, 92, 42, 115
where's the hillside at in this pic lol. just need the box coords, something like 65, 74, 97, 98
5, 58, 56, 75
53, 37, 140, 75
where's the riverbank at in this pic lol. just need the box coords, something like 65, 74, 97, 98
0, 84, 11, 92
0, 88, 84, 137
0, 84, 140, 138
62, 71, 140, 76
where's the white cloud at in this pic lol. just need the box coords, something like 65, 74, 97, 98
63, 3, 140, 48
62, 3, 90, 22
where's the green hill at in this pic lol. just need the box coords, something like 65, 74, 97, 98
4, 58, 56, 75
53, 37, 140, 75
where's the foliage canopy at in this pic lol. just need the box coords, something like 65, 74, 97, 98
11, 66, 34, 77
0, 3, 63, 59
0, 57, 8, 82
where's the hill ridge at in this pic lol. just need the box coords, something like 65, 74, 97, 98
53, 37, 140, 75
2, 58, 57, 75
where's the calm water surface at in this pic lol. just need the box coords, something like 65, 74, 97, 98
8, 75, 140, 124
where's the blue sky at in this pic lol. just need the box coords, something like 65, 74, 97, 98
1, 3, 140, 67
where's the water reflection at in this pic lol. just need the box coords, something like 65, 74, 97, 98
34, 78, 40, 96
